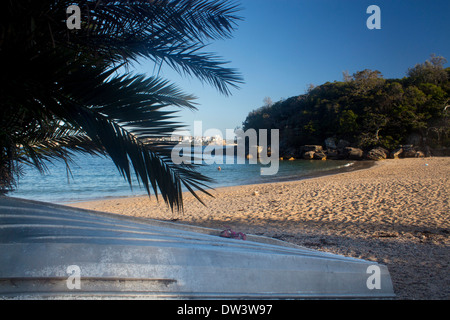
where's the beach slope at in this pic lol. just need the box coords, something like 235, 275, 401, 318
70, 157, 449, 299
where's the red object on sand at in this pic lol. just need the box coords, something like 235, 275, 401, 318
220, 228, 246, 240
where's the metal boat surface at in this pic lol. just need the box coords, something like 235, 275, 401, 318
0, 196, 395, 299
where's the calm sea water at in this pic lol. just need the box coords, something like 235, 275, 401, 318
9, 149, 355, 204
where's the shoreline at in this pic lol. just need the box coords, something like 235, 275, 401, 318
64, 159, 375, 205
69, 157, 449, 299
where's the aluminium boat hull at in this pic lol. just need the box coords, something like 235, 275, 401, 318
0, 196, 395, 299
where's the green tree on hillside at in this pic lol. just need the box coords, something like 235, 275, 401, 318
243, 55, 449, 154
408, 54, 448, 85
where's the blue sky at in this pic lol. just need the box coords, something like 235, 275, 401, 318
137, 0, 450, 135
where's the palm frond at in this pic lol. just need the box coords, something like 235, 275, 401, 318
1, 0, 242, 209
5, 49, 213, 210
30, 0, 244, 95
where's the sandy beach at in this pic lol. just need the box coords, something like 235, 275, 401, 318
69, 157, 449, 300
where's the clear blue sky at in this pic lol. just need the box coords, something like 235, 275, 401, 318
137, 0, 450, 135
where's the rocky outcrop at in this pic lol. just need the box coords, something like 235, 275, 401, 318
313, 152, 327, 160
336, 139, 351, 150
402, 145, 417, 158
387, 145, 435, 159
325, 149, 339, 159
415, 151, 425, 158
366, 147, 389, 161
303, 145, 323, 153
303, 151, 315, 160
298, 145, 324, 160
280, 142, 432, 161
344, 147, 364, 160
324, 138, 337, 150
390, 148, 403, 159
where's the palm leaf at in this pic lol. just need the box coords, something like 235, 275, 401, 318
1, 0, 242, 209
5, 48, 213, 210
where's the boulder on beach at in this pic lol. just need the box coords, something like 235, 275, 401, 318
390, 148, 403, 159
313, 152, 327, 160
415, 151, 425, 158
324, 138, 337, 150
303, 151, 315, 160
344, 147, 364, 160
325, 149, 339, 158
337, 139, 351, 150
303, 145, 323, 153
402, 145, 417, 158
366, 147, 389, 161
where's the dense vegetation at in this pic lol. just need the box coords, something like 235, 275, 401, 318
243, 55, 450, 155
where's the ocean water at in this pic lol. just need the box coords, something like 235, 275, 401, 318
9, 150, 356, 204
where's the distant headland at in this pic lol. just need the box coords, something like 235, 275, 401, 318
242, 55, 450, 162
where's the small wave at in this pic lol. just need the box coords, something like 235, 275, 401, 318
341, 162, 355, 168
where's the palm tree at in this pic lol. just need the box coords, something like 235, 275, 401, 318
0, 0, 243, 211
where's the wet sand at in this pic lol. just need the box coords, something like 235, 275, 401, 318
69, 157, 450, 299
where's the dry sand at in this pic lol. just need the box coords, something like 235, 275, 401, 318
69, 157, 449, 300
